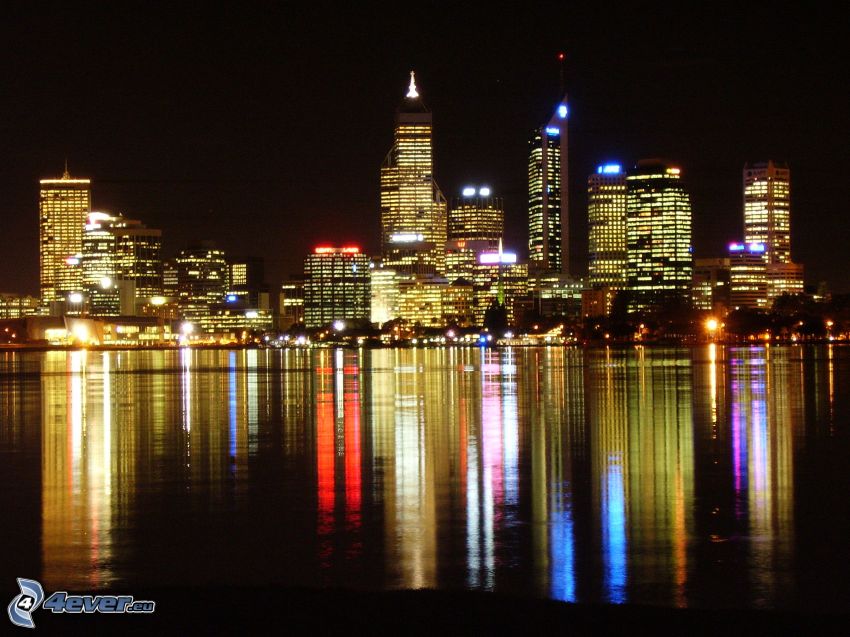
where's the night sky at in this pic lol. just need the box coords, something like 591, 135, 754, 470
1, 3, 847, 294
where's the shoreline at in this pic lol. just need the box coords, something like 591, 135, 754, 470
0, 340, 846, 353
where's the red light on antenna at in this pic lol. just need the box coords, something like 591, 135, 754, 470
557, 52, 565, 61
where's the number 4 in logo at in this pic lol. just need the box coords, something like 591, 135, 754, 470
17, 596, 34, 611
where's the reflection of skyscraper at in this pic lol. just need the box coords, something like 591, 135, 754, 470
588, 348, 629, 603
528, 98, 569, 274
380, 72, 447, 275
39, 167, 91, 307
623, 347, 694, 605
729, 347, 796, 603
41, 351, 127, 589
525, 348, 583, 601
626, 161, 693, 310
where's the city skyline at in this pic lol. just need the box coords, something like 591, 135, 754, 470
0, 5, 846, 294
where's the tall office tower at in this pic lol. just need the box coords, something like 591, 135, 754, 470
587, 164, 627, 287
449, 186, 503, 243
380, 72, 447, 275
729, 242, 768, 310
82, 212, 163, 316
743, 161, 803, 302
743, 161, 791, 265
528, 97, 569, 273
39, 166, 91, 307
174, 241, 228, 317
304, 246, 370, 328
626, 160, 693, 310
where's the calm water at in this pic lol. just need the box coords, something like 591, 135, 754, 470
1, 345, 848, 611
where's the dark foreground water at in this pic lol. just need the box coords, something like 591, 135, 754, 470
1, 345, 848, 612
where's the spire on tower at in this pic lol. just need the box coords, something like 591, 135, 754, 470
557, 51, 565, 96
63, 157, 70, 180
406, 71, 419, 99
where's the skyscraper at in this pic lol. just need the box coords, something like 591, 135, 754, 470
449, 186, 503, 244
528, 98, 569, 273
304, 246, 370, 328
175, 242, 228, 318
82, 212, 163, 316
587, 164, 627, 287
39, 166, 91, 308
729, 242, 768, 310
380, 72, 447, 275
743, 161, 803, 301
743, 161, 790, 265
626, 160, 693, 310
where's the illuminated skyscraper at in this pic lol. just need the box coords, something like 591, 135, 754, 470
743, 161, 803, 302
729, 242, 768, 310
626, 160, 693, 310
175, 241, 228, 318
304, 246, 371, 328
449, 186, 503, 244
82, 212, 163, 316
380, 72, 447, 275
528, 98, 569, 273
587, 164, 627, 287
744, 161, 791, 265
39, 166, 91, 307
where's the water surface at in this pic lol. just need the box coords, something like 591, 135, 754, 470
1, 345, 848, 611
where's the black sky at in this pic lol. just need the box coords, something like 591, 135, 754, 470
1, 2, 847, 293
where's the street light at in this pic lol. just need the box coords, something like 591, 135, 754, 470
705, 318, 719, 341
333, 320, 345, 332
180, 322, 194, 346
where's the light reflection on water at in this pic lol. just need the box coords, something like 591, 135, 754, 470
0, 345, 847, 611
